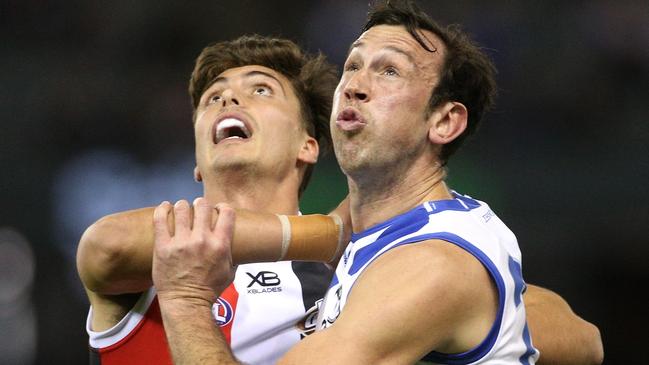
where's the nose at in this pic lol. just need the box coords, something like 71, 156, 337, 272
343, 72, 369, 102
221, 89, 240, 107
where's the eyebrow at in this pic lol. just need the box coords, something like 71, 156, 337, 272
348, 40, 415, 64
347, 40, 363, 56
210, 70, 286, 95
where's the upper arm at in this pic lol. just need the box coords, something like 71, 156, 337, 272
279, 239, 498, 365
76, 207, 156, 294
524, 285, 603, 365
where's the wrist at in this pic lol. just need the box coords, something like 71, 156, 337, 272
157, 290, 215, 311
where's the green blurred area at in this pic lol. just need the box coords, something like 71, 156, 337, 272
301, 153, 505, 215
300, 155, 347, 214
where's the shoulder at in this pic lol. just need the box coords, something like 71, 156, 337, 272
353, 238, 493, 307
341, 238, 498, 356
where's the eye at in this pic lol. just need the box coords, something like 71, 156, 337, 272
383, 66, 399, 77
253, 85, 272, 96
344, 62, 359, 72
208, 94, 222, 104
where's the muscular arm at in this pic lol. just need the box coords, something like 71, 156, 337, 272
524, 285, 604, 365
77, 197, 348, 333
77, 207, 158, 295
77, 208, 157, 331
76, 197, 350, 295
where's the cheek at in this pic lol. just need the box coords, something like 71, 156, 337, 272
194, 109, 214, 135
381, 86, 429, 118
261, 112, 301, 144
373, 93, 405, 118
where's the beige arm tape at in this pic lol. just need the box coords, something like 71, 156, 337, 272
276, 214, 291, 260
276, 214, 345, 262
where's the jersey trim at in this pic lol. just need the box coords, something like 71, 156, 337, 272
349, 194, 479, 243
519, 323, 536, 365
87, 287, 156, 349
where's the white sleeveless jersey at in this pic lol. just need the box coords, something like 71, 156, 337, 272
87, 261, 331, 365
316, 192, 539, 364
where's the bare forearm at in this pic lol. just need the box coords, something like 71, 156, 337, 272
78, 202, 347, 294
158, 298, 240, 365
525, 285, 604, 365
186, 205, 346, 264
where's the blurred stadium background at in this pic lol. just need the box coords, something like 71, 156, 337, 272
1, 1, 647, 363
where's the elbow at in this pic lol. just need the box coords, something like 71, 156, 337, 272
585, 322, 604, 365
76, 216, 128, 293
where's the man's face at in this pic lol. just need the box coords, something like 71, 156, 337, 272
331, 25, 445, 176
194, 65, 310, 182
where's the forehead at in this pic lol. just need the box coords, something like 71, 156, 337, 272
217, 64, 288, 84
201, 63, 303, 117
351, 24, 445, 69
206, 64, 297, 101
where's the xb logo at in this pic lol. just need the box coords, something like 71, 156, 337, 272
246, 271, 281, 287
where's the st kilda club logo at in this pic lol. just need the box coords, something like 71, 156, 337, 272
246, 271, 282, 294
212, 297, 234, 326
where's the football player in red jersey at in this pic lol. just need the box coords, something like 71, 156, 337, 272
77, 35, 343, 365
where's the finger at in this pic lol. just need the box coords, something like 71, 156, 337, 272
213, 203, 233, 232
173, 200, 191, 237
212, 203, 227, 229
213, 203, 230, 213
193, 197, 213, 233
213, 205, 236, 251
153, 201, 172, 244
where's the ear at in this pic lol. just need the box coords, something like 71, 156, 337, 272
193, 166, 203, 182
427, 101, 468, 145
297, 135, 319, 165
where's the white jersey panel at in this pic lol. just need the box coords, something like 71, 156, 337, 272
230, 261, 306, 365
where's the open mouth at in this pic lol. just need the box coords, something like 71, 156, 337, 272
214, 118, 252, 144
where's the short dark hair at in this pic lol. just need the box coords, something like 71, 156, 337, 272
189, 35, 338, 195
364, 0, 497, 164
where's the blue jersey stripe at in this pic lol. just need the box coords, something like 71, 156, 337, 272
349, 194, 481, 242
508, 256, 525, 307
519, 323, 536, 365
349, 197, 483, 276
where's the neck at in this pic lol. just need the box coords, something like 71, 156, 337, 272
202, 172, 300, 215
347, 157, 452, 233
